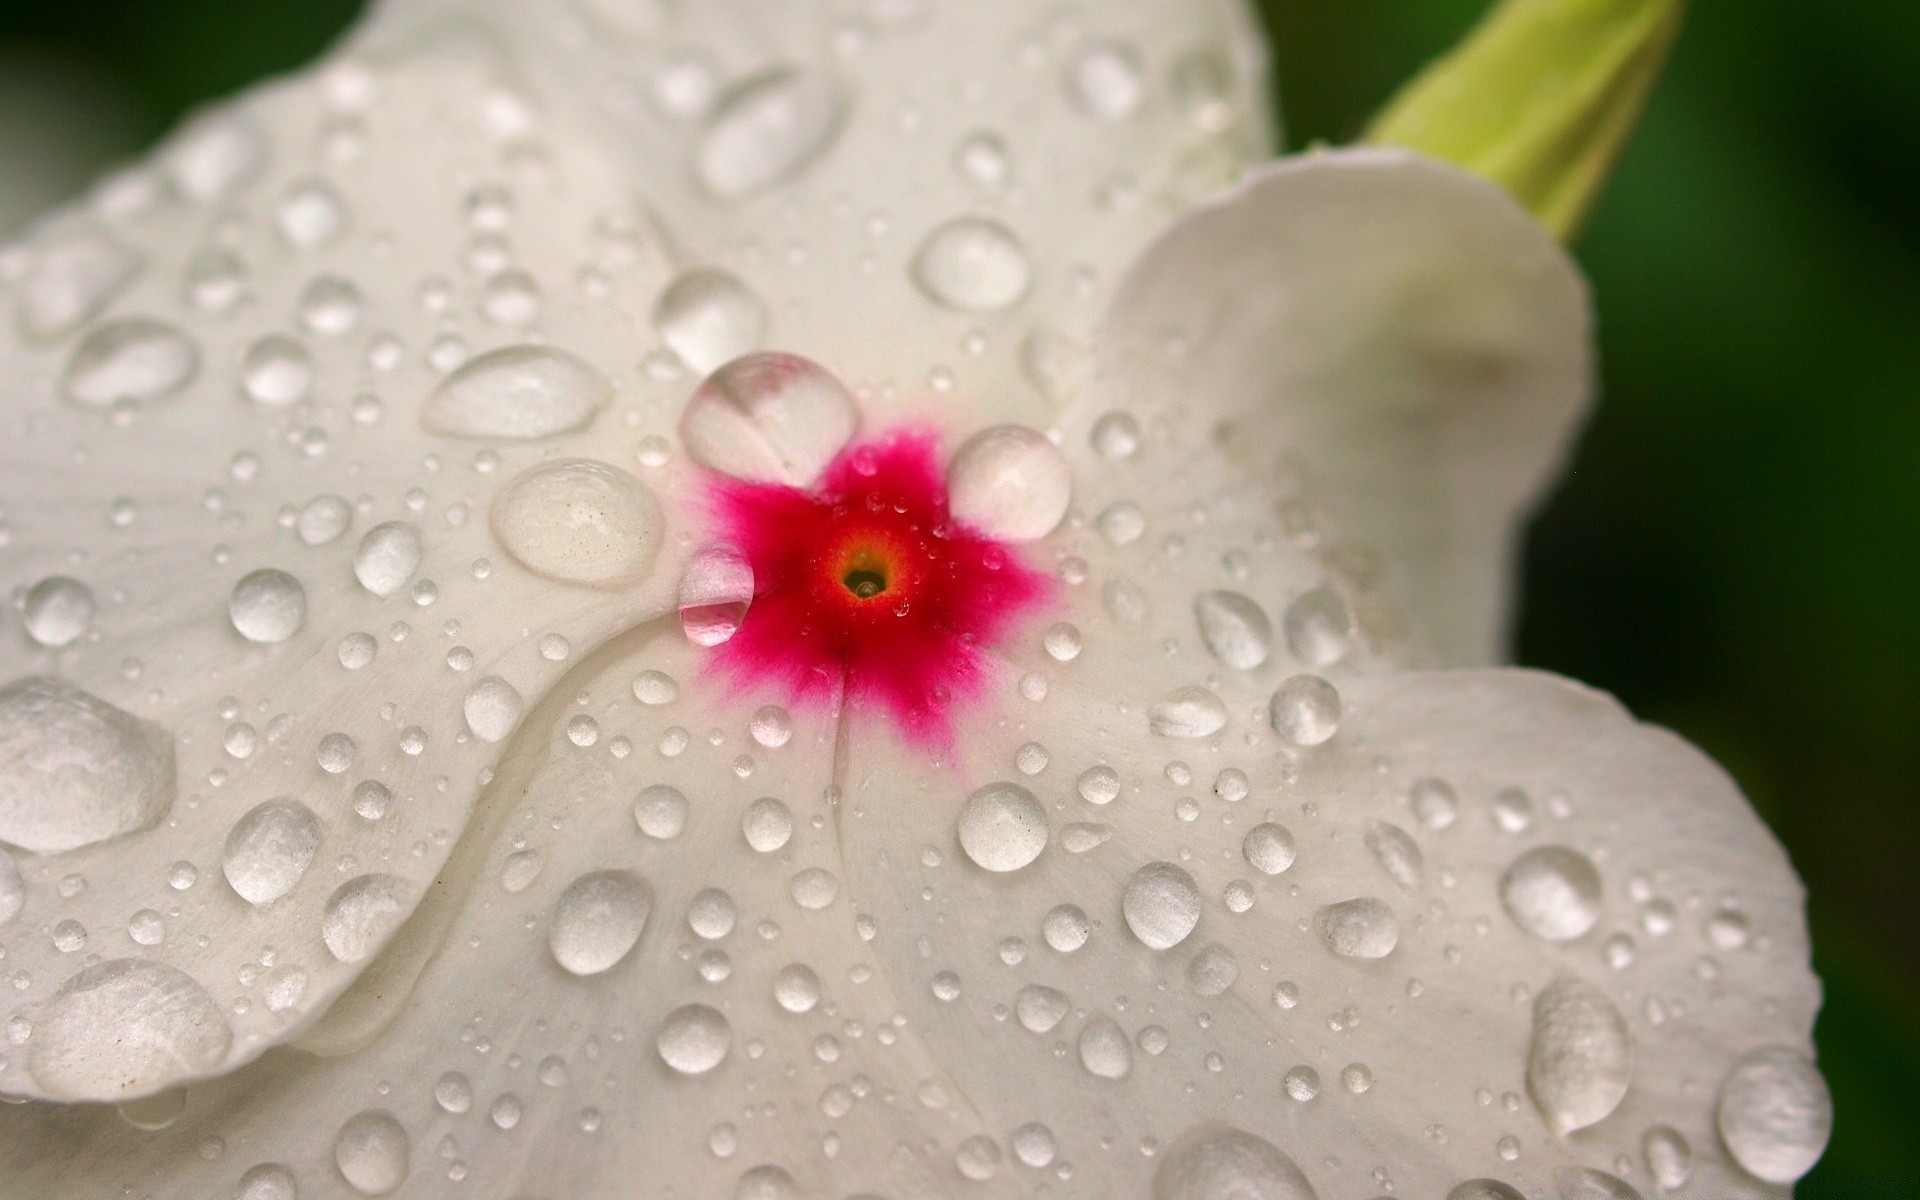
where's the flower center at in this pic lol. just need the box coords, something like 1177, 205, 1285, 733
842, 562, 889, 599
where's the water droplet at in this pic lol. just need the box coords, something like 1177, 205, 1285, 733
491, 459, 663, 588
1283, 588, 1353, 667
1641, 1126, 1691, 1193
1492, 787, 1535, 833
956, 782, 1049, 872
956, 1134, 1002, 1181
18, 231, 141, 341
1013, 1122, 1057, 1168
772, 963, 821, 1013
334, 1109, 409, 1195
1068, 41, 1147, 121
454, 675, 524, 747
61, 317, 198, 408
1155, 1125, 1317, 1200
1716, 1046, 1831, 1184
23, 576, 94, 647
30, 960, 231, 1100
742, 797, 793, 853
165, 115, 265, 201
352, 522, 422, 597
954, 130, 1011, 187
658, 1003, 731, 1074
1449, 1181, 1525, 1200
1270, 674, 1339, 746
680, 543, 754, 646
1096, 500, 1147, 544
655, 269, 767, 375
222, 798, 320, 906
1527, 976, 1633, 1136
240, 335, 313, 406
0, 676, 173, 854
1076, 765, 1120, 805
1091, 411, 1141, 459
423, 345, 612, 439
946, 424, 1071, 541
1195, 590, 1272, 669
549, 870, 652, 976
688, 887, 736, 939
1042, 904, 1091, 952
237, 1163, 298, 1200
734, 1165, 800, 1200
1078, 1017, 1132, 1079
321, 874, 413, 963
1364, 820, 1424, 890
1150, 686, 1227, 739
226, 569, 307, 644
1410, 777, 1459, 829
479, 268, 540, 325
1500, 846, 1603, 941
1187, 943, 1239, 996
1123, 861, 1202, 949
1283, 1065, 1321, 1102
633, 784, 689, 839
1242, 823, 1296, 875
299, 274, 363, 335
276, 179, 347, 249
913, 217, 1031, 311
1314, 898, 1398, 959
0, 849, 22, 925
1555, 1169, 1644, 1200
297, 494, 353, 545
680, 351, 857, 486
697, 69, 845, 198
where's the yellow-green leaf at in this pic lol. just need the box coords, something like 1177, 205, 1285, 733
1364, 0, 1684, 241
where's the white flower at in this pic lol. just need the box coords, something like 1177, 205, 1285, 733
0, 0, 1827, 1197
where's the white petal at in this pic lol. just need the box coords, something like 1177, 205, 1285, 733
1100, 148, 1593, 665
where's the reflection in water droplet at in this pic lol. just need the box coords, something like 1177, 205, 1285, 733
222, 798, 321, 906
655, 270, 767, 375
423, 345, 612, 439
913, 217, 1031, 312
1527, 976, 1633, 1136
549, 870, 652, 976
680, 351, 857, 486
697, 69, 845, 199
680, 543, 754, 647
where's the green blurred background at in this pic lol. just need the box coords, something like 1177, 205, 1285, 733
0, 0, 1912, 1194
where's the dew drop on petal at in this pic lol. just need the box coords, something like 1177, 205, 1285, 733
1154, 1125, 1317, 1200
1270, 674, 1340, 746
688, 888, 736, 939
237, 1163, 297, 1200
1187, 943, 1239, 996
1076, 764, 1120, 805
679, 543, 754, 647
1078, 1017, 1133, 1079
297, 494, 353, 545
742, 797, 794, 853
1195, 590, 1272, 669
912, 217, 1031, 312
165, 114, 264, 201
1554, 1169, 1644, 1200
657, 1003, 731, 1074
1449, 1181, 1525, 1200
633, 784, 689, 840
1314, 898, 1398, 959
29, 959, 231, 1100
422, 345, 612, 439
221, 798, 321, 906
1500, 846, 1604, 941
1067, 40, 1147, 121
333, 1109, 409, 1196
1150, 686, 1227, 739
680, 351, 857, 486
462, 676, 523, 744
1715, 1047, 1832, 1185
0, 676, 173, 855
18, 232, 142, 341
1527, 976, 1633, 1136
60, 317, 199, 408
697, 69, 845, 199
655, 270, 767, 376
490, 459, 663, 588
1364, 820, 1424, 890
549, 870, 652, 976
0, 849, 22, 925
956, 782, 1049, 873
1642, 1125, 1691, 1193
945, 425, 1071, 542
23, 576, 94, 647
1410, 777, 1459, 829
1242, 823, 1296, 876
1283, 587, 1354, 667
1091, 411, 1141, 459
239, 335, 313, 406
321, 874, 413, 963
1123, 861, 1202, 950
1016, 984, 1070, 1033
353, 522, 422, 597
1013, 1122, 1057, 1168
1042, 904, 1091, 953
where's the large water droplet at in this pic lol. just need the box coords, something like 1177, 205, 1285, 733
1123, 861, 1202, 949
634, 783, 689, 840
29, 959, 231, 1100
549, 870, 652, 976
1527, 976, 1633, 1136
1270, 674, 1339, 746
0, 676, 173, 854
697, 69, 845, 198
321, 874, 413, 963
945, 424, 1071, 542
1150, 686, 1228, 739
22, 576, 94, 647
422, 345, 612, 439
1155, 1125, 1318, 1200
1283, 588, 1354, 667
956, 782, 1049, 873
352, 522, 423, 597
462, 675, 523, 744
679, 543, 754, 647
222, 798, 321, 906
913, 217, 1031, 311
1314, 898, 1398, 959
1716, 1046, 1831, 1184
18, 231, 142, 341
334, 1109, 409, 1195
681, 351, 857, 486
1195, 590, 1272, 670
229, 569, 306, 643
655, 270, 767, 375
1500, 845, 1603, 941
658, 1003, 732, 1074
490, 459, 663, 588
61, 317, 198, 408
1078, 1017, 1133, 1079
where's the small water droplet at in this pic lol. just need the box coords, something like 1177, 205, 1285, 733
23, 576, 94, 647
222, 798, 321, 905
1195, 590, 1272, 669
1078, 1017, 1133, 1079
657, 1003, 731, 1074
1150, 686, 1227, 739
1716, 1047, 1831, 1184
1243, 823, 1296, 875
1068, 41, 1147, 121
913, 217, 1031, 311
1364, 820, 1424, 890
1283, 588, 1353, 667
633, 784, 689, 840
1270, 674, 1339, 746
1314, 897, 1398, 959
61, 317, 198, 408
333, 1109, 409, 1195
321, 874, 413, 963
